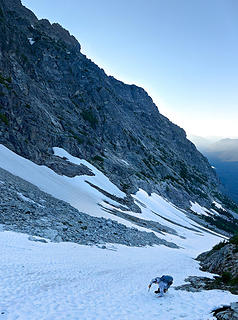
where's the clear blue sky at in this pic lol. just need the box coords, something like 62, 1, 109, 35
22, 0, 238, 138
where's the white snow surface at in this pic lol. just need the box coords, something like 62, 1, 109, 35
28, 37, 35, 45
0, 144, 237, 318
0, 231, 236, 320
213, 201, 224, 210
17, 192, 44, 208
53, 147, 125, 198
190, 201, 211, 216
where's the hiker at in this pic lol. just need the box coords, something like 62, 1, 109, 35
148, 275, 173, 297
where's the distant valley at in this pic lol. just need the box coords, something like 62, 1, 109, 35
190, 136, 238, 203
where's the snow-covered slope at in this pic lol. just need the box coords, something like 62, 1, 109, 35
0, 231, 236, 320
0, 144, 237, 319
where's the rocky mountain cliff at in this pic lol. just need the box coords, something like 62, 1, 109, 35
197, 235, 238, 282
0, 0, 237, 230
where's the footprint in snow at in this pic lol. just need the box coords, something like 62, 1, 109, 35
0, 311, 8, 319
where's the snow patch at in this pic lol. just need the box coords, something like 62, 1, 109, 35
213, 201, 224, 210
210, 209, 220, 215
53, 147, 125, 198
136, 190, 200, 230
120, 159, 130, 166
190, 202, 210, 216
28, 37, 35, 45
17, 192, 45, 208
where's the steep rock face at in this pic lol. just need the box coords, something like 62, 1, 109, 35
197, 235, 238, 279
0, 0, 229, 211
195, 237, 238, 297
197, 244, 238, 278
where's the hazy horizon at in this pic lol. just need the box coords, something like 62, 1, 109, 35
22, 0, 238, 139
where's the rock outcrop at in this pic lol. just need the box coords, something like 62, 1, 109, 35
212, 303, 238, 320
197, 243, 238, 278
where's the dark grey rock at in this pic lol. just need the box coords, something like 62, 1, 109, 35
0, 167, 177, 248
44, 155, 94, 177
213, 303, 238, 320
197, 244, 238, 278
174, 276, 213, 292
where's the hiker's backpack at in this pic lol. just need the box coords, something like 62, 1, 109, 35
160, 275, 173, 286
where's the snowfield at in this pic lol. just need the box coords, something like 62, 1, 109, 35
0, 144, 237, 319
0, 231, 237, 320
